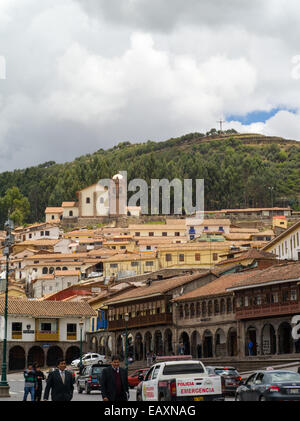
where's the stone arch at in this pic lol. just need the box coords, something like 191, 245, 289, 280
144, 331, 153, 356
203, 329, 213, 358
46, 346, 63, 367
91, 336, 98, 353
163, 328, 173, 356
215, 328, 226, 357
9, 346, 25, 370
49, 267, 54, 274
246, 326, 257, 356
116, 335, 123, 359
278, 321, 293, 354
99, 336, 106, 355
261, 323, 276, 355
42, 267, 48, 275
65, 346, 80, 364
106, 336, 112, 357
179, 331, 190, 355
135, 332, 143, 361
227, 327, 238, 357
28, 346, 45, 367
154, 330, 163, 356
191, 331, 202, 358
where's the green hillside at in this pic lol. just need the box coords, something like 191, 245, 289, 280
0, 130, 299, 226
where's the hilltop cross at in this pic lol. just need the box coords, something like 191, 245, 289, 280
217, 118, 225, 132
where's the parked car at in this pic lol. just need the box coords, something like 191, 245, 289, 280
206, 366, 242, 394
128, 368, 149, 388
77, 363, 110, 394
71, 353, 106, 368
235, 370, 300, 401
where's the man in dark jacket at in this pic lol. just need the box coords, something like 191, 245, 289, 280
101, 355, 129, 402
43, 359, 75, 401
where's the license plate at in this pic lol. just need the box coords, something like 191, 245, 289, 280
194, 397, 204, 401
289, 389, 300, 394
92, 379, 98, 383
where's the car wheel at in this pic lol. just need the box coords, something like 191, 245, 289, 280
98, 360, 103, 365
259, 395, 267, 401
235, 393, 242, 401
77, 382, 83, 394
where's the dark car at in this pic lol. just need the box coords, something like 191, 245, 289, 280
206, 366, 242, 394
128, 368, 149, 388
235, 370, 300, 401
77, 363, 110, 394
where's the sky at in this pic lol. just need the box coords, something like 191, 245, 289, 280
1, 0, 300, 171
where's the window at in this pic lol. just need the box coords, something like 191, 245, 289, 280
291, 290, 297, 301
162, 232, 167, 237
175, 232, 180, 237
135, 232, 140, 237
146, 261, 154, 266
45, 231, 50, 236
62, 267, 68, 271
272, 292, 278, 303
179, 254, 185, 262
67, 324, 77, 333
152, 365, 161, 380
219, 226, 224, 232
40, 231, 44, 236
213, 253, 218, 261
120, 246, 126, 250
86, 197, 90, 204
69, 211, 73, 217
195, 253, 201, 261
254, 295, 262, 305
110, 264, 118, 268
149, 232, 154, 237
146, 246, 151, 250
41, 323, 52, 331
12, 322, 22, 332
245, 296, 249, 307
29, 234, 32, 239
42, 267, 48, 274
131, 262, 139, 267
166, 254, 172, 262
282, 290, 289, 302
51, 215, 55, 220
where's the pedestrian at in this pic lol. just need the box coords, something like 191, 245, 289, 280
297, 366, 300, 375
33, 363, 45, 402
101, 355, 129, 402
23, 363, 37, 401
248, 339, 254, 356
146, 352, 152, 366
43, 358, 75, 401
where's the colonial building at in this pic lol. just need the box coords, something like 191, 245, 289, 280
262, 219, 300, 261
0, 299, 95, 371
227, 261, 300, 357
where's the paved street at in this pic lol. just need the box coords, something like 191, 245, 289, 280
0, 371, 235, 401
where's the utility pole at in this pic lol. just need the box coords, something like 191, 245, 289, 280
217, 118, 225, 133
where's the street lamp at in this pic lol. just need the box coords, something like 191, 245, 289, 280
0, 219, 14, 398
79, 318, 84, 371
124, 313, 129, 374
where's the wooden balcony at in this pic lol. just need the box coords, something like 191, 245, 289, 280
67, 333, 77, 341
236, 302, 300, 320
12, 331, 22, 340
108, 313, 173, 331
35, 331, 59, 341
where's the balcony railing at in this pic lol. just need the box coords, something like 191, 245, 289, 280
35, 330, 59, 341
12, 331, 22, 340
67, 333, 77, 341
236, 301, 300, 319
108, 313, 173, 331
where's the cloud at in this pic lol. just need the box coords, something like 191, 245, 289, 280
0, 0, 300, 172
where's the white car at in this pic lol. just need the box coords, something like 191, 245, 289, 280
71, 353, 106, 368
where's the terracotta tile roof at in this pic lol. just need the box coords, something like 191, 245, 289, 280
16, 240, 59, 246
227, 261, 300, 290
262, 219, 300, 250
104, 271, 210, 304
215, 248, 277, 265
185, 219, 231, 226
25, 253, 90, 260
173, 270, 262, 301
251, 230, 275, 237
62, 202, 78, 208
103, 252, 157, 262
225, 234, 252, 240
220, 207, 291, 212
45, 207, 63, 214
230, 228, 260, 233
0, 298, 96, 317
128, 224, 186, 230
54, 270, 80, 277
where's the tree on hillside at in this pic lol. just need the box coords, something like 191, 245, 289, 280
0, 186, 30, 227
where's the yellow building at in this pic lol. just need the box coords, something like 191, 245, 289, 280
102, 252, 158, 279
272, 216, 288, 230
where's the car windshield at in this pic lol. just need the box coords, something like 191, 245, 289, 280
92, 367, 104, 375
268, 372, 300, 382
214, 369, 238, 376
163, 364, 204, 375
